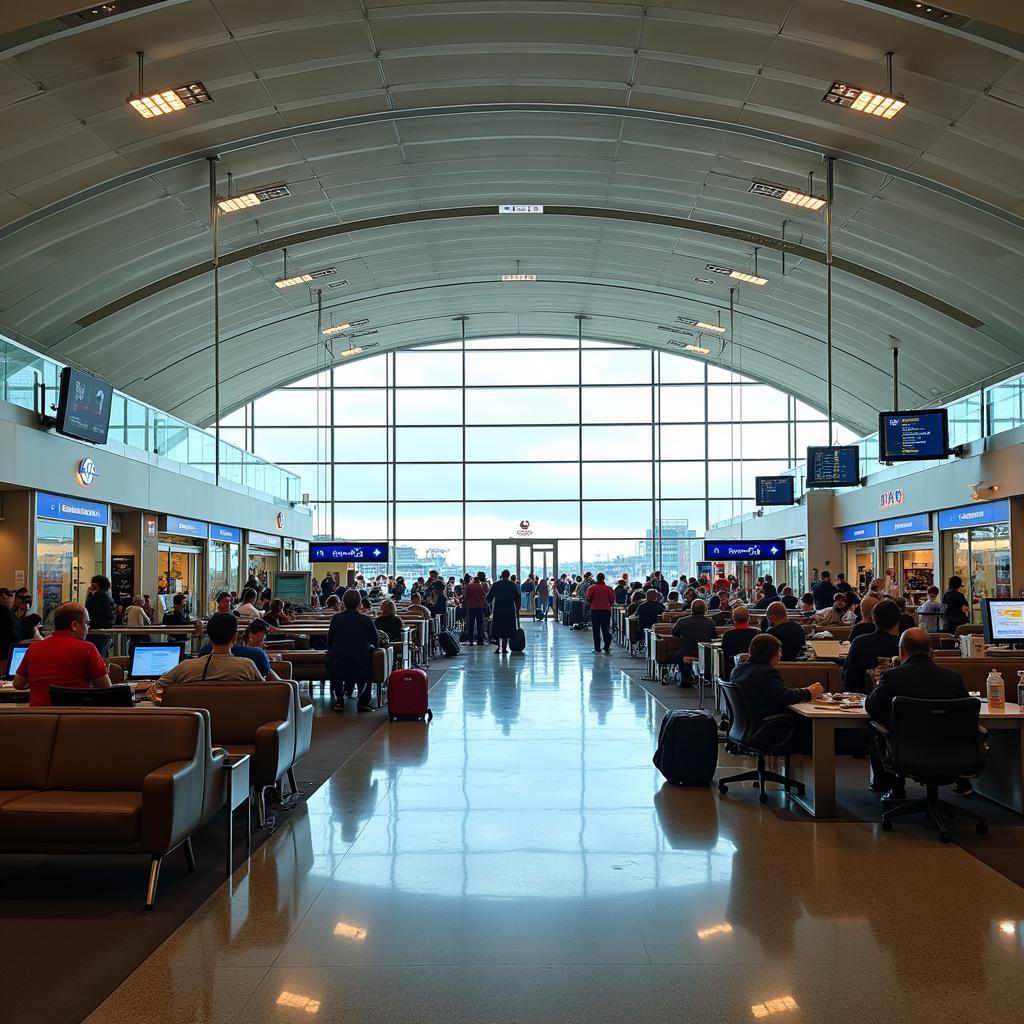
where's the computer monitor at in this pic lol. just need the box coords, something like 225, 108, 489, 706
981, 599, 1024, 648
128, 642, 185, 679
5, 643, 30, 680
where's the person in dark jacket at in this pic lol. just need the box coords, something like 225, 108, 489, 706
762, 602, 807, 662
941, 575, 970, 632
672, 599, 717, 684
635, 589, 666, 632
487, 570, 521, 654
864, 627, 971, 798
720, 605, 757, 679
327, 588, 380, 711
84, 574, 117, 658
761, 575, 778, 601
729, 633, 823, 727
374, 599, 404, 643
841, 599, 901, 692
779, 586, 798, 609
162, 592, 192, 626
811, 571, 836, 610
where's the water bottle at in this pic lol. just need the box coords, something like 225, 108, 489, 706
1017, 670, 1024, 709
987, 669, 1005, 711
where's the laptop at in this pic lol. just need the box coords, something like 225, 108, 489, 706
3, 643, 30, 681
128, 642, 185, 680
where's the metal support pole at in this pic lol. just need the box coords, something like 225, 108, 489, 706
891, 340, 900, 410
209, 156, 221, 483
575, 314, 588, 578
825, 156, 835, 446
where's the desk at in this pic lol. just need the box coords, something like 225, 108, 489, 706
90, 627, 201, 657
696, 640, 723, 711
787, 701, 1024, 818
0, 683, 27, 704
806, 640, 849, 661
222, 754, 251, 879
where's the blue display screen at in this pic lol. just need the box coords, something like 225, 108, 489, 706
756, 476, 795, 506
878, 410, 949, 462
310, 542, 389, 563
703, 540, 786, 561
806, 446, 860, 487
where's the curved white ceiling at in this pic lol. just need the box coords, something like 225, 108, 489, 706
0, 0, 1022, 434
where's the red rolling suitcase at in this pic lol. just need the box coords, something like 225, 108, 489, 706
387, 669, 433, 722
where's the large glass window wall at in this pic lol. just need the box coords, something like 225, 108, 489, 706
223, 339, 855, 578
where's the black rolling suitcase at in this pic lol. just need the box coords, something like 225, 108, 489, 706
438, 628, 462, 657
653, 710, 718, 786
509, 627, 526, 652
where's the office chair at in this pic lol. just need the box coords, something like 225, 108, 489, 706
717, 679, 806, 804
871, 696, 988, 843
48, 684, 134, 707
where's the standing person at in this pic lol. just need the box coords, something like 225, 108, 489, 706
535, 575, 550, 621
520, 573, 536, 612
463, 572, 488, 645
586, 572, 616, 654
941, 575, 970, 632
834, 573, 853, 597
916, 586, 944, 633
326, 589, 380, 712
124, 595, 150, 628
83, 575, 116, 659
320, 574, 337, 601
811, 570, 836, 610
487, 570, 521, 655
13, 588, 42, 641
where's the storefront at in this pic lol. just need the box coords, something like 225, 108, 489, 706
879, 513, 934, 606
785, 537, 806, 596
939, 500, 1011, 622
841, 522, 877, 592
208, 524, 241, 609
157, 515, 207, 619
245, 531, 283, 591
34, 491, 109, 626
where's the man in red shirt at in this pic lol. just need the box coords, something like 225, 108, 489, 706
463, 571, 489, 646
586, 572, 617, 654
13, 602, 111, 706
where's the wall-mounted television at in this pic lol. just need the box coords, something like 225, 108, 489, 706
55, 366, 113, 445
878, 409, 949, 462
755, 476, 795, 506
805, 445, 860, 488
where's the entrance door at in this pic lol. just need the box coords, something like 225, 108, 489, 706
158, 546, 200, 618
491, 540, 559, 585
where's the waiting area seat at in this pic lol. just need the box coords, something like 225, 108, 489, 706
49, 683, 134, 706
0, 707, 224, 909
778, 661, 842, 693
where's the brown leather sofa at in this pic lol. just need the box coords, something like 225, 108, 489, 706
285, 647, 394, 703
0, 706, 223, 910
161, 681, 297, 826
778, 661, 842, 693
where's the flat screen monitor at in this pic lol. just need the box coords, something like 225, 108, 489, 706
703, 540, 786, 561
55, 366, 113, 445
805, 446, 860, 488
129, 642, 185, 680
5, 643, 30, 680
878, 409, 949, 462
756, 476, 795, 506
981, 599, 1024, 646
309, 542, 389, 564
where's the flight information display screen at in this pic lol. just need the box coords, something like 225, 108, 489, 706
56, 366, 113, 444
310, 542, 389, 563
878, 410, 949, 462
755, 476, 795, 506
806, 446, 860, 487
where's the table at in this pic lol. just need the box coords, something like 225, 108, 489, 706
0, 683, 28, 704
222, 754, 251, 878
806, 640, 849, 661
787, 701, 1024, 818
90, 626, 201, 657
696, 640, 723, 711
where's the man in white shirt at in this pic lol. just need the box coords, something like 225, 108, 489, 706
124, 595, 150, 628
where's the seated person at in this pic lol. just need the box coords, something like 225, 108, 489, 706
671, 599, 717, 681
13, 602, 111, 706
360, 597, 374, 615
124, 595, 150, 628
375, 599, 404, 642
798, 593, 815, 614
162, 592, 192, 625
915, 586, 944, 633
779, 586, 798, 610
762, 601, 808, 661
197, 617, 280, 680
841, 599, 902, 692
864, 627, 971, 798
148, 612, 264, 703
426, 582, 448, 619
721, 605, 757, 678
730, 633, 823, 746
665, 591, 683, 611
892, 597, 916, 633
814, 594, 850, 628
614, 579, 630, 605
234, 588, 262, 618
324, 593, 342, 612
263, 598, 293, 627
403, 592, 432, 620
848, 595, 879, 641
14, 588, 42, 640
635, 589, 666, 631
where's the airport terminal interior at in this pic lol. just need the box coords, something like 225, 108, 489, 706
2, 1, 1024, 1022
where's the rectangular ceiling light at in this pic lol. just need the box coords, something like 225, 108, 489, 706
340, 347, 362, 357
128, 82, 212, 118
678, 317, 726, 334
501, 274, 537, 281
217, 184, 291, 214
749, 181, 826, 211
322, 323, 352, 336
498, 204, 544, 214
275, 267, 337, 289
685, 343, 711, 354
705, 263, 767, 286
823, 81, 906, 119
693, 277, 716, 286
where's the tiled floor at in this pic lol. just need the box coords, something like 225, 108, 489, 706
87, 622, 1024, 1023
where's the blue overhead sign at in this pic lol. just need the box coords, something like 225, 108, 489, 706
703, 540, 786, 561
841, 523, 876, 543
161, 515, 207, 539
878, 513, 931, 538
310, 542, 389, 563
938, 500, 1010, 531
36, 491, 109, 527
209, 524, 241, 544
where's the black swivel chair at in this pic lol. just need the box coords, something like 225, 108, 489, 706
717, 679, 806, 804
48, 684, 134, 707
720, 628, 757, 680
870, 696, 988, 843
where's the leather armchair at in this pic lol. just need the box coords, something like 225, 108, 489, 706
279, 679, 313, 796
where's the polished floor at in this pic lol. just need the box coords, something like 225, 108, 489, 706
88, 624, 1024, 1023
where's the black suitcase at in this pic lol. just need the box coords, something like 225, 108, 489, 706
438, 628, 461, 657
508, 627, 526, 652
653, 710, 718, 786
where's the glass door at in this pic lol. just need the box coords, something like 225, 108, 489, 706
948, 526, 1011, 622
36, 519, 74, 627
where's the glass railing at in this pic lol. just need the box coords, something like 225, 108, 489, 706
713, 367, 1024, 527
0, 333, 306, 509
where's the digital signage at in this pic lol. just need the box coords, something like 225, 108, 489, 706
878, 410, 949, 462
755, 476, 795, 506
310, 542, 389, 563
806, 446, 860, 488
55, 366, 113, 445
703, 540, 786, 561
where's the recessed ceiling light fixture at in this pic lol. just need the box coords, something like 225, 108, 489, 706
749, 180, 826, 211
705, 263, 767, 287
693, 277, 716, 287
322, 323, 352, 336
823, 53, 906, 120
127, 51, 212, 118
274, 248, 337, 289
217, 183, 291, 214
678, 316, 727, 334
684, 343, 711, 354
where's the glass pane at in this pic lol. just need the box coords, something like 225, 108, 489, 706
465, 501, 579, 539
583, 462, 653, 499
660, 461, 706, 496
334, 427, 389, 461
659, 501, 707, 538
333, 503, 389, 537
659, 386, 705, 421
395, 389, 461, 425
251, 428, 328, 463
466, 463, 579, 501
660, 425, 705, 459
583, 500, 653, 538
334, 356, 387, 387
396, 352, 462, 387
659, 354, 706, 384
396, 427, 462, 461
396, 463, 463, 500
253, 391, 314, 423
582, 349, 650, 385
582, 386, 652, 423
466, 426, 579, 462
466, 350, 579, 386
582, 426, 651, 461
334, 464, 388, 500
333, 389, 388, 424
277, 464, 330, 500
395, 502, 462, 538
465, 387, 579, 424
